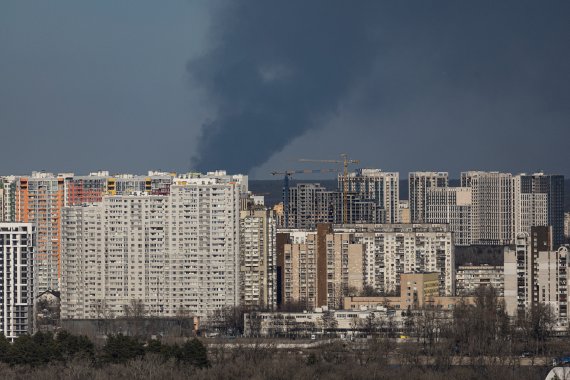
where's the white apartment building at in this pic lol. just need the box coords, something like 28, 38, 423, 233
426, 187, 473, 246
239, 209, 277, 309
335, 224, 455, 297
408, 172, 448, 223
61, 176, 241, 320
0, 223, 35, 340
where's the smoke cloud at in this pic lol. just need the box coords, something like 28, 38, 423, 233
188, 1, 387, 172
189, 1, 570, 174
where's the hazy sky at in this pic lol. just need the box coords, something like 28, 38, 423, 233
1, 1, 569, 178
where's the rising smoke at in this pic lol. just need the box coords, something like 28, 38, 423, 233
188, 0, 570, 174
188, 1, 385, 172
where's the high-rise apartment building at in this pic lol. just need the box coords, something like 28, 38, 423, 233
0, 223, 35, 340
461, 171, 514, 245
504, 226, 569, 323
61, 174, 241, 319
409, 172, 448, 223
426, 187, 473, 246
339, 169, 399, 223
325, 232, 365, 309
239, 209, 277, 309
15, 172, 66, 292
1, 176, 18, 222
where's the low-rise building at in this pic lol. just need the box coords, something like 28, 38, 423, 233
343, 273, 474, 312
456, 265, 504, 296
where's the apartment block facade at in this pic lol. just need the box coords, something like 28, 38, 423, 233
0, 223, 35, 340
504, 226, 569, 323
239, 209, 277, 309
336, 224, 455, 297
461, 171, 514, 246
278, 223, 454, 310
61, 176, 241, 320
15, 173, 66, 292
426, 187, 473, 246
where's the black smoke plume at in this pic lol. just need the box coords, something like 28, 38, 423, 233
188, 0, 570, 173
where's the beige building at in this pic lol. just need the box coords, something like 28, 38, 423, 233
344, 273, 474, 312
325, 232, 364, 309
239, 209, 277, 309
398, 200, 411, 224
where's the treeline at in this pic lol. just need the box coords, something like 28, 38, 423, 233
0, 331, 208, 368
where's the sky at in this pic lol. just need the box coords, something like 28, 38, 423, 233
1, 0, 569, 179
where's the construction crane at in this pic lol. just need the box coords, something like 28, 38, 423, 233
271, 168, 339, 228
298, 154, 360, 224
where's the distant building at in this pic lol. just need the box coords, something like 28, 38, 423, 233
339, 169, 399, 224
426, 187, 473, 246
286, 183, 339, 229
455, 265, 504, 297
461, 171, 514, 246
0, 223, 35, 340
408, 172, 448, 223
